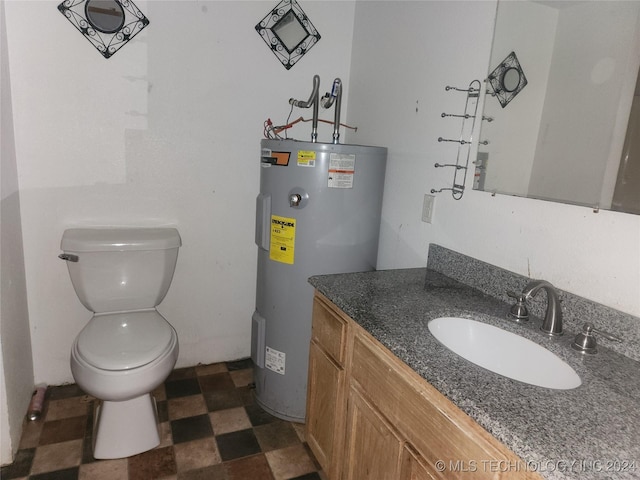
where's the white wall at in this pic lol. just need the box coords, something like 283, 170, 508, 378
4, 0, 356, 385
1, 0, 35, 464
347, 0, 640, 318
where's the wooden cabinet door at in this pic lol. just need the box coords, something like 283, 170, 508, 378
400, 444, 442, 480
343, 386, 403, 480
305, 340, 346, 479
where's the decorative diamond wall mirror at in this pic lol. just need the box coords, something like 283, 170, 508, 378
487, 51, 528, 108
58, 0, 149, 59
256, 0, 321, 70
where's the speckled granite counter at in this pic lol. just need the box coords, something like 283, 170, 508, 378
308, 251, 640, 480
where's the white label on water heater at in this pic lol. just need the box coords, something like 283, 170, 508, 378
328, 153, 355, 188
265, 346, 286, 375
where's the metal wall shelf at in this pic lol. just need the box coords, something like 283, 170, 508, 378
431, 80, 481, 200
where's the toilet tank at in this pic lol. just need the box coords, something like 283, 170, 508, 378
61, 228, 181, 314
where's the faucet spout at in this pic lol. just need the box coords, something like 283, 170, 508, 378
522, 280, 563, 336
321, 78, 342, 144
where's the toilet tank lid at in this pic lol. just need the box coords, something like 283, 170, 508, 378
61, 228, 181, 252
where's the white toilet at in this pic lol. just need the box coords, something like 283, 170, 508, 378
60, 227, 181, 459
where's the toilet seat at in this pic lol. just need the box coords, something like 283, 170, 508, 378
76, 310, 175, 371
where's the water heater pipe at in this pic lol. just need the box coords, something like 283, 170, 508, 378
289, 74, 320, 142
321, 78, 342, 144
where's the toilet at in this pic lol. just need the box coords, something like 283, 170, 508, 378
59, 227, 181, 459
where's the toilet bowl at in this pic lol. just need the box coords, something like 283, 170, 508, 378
60, 227, 181, 459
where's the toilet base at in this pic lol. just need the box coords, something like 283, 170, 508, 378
93, 394, 160, 459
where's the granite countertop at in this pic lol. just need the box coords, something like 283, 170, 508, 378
309, 268, 640, 480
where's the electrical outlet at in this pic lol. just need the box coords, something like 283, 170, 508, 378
422, 194, 435, 223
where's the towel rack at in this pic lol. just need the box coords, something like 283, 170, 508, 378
431, 79, 481, 200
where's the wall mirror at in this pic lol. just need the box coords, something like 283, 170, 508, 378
256, 0, 321, 70
58, 0, 149, 59
476, 0, 640, 214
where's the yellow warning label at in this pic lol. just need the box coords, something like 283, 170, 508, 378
269, 215, 296, 264
297, 150, 316, 167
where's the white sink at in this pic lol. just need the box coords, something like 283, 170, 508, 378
428, 317, 581, 390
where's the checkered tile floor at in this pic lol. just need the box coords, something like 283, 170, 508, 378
1, 359, 324, 480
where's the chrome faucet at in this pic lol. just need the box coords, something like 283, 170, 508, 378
521, 280, 563, 336
571, 322, 622, 354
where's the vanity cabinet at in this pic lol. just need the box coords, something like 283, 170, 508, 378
305, 294, 351, 480
306, 292, 542, 480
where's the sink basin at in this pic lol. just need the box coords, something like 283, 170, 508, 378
428, 317, 581, 390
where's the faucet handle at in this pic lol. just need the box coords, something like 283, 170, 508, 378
507, 291, 529, 322
571, 322, 622, 354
